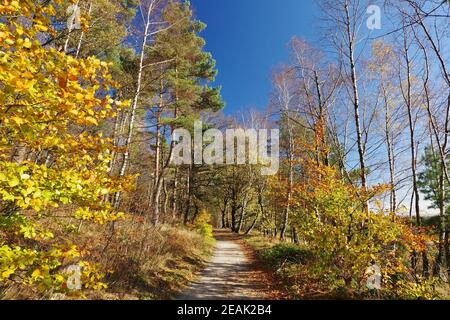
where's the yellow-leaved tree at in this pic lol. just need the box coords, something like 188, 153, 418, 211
0, 0, 130, 294
274, 132, 437, 298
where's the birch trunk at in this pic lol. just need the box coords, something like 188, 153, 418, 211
343, 1, 367, 212
113, 1, 155, 211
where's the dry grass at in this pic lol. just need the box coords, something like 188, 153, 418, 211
243, 232, 450, 300
1, 210, 215, 300
242, 233, 317, 299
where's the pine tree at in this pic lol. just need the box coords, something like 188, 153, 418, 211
418, 147, 450, 213
148, 1, 223, 225
418, 146, 450, 277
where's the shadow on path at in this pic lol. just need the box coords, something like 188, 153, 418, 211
178, 230, 274, 300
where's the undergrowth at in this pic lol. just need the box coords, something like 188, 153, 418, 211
1, 209, 215, 300
243, 233, 446, 300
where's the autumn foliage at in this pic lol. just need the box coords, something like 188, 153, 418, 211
1, 0, 448, 301
284, 158, 435, 298
0, 0, 129, 294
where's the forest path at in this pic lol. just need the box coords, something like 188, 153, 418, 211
179, 230, 279, 300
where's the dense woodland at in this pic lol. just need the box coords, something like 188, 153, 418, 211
0, 0, 449, 299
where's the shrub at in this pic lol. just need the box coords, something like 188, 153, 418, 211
290, 162, 437, 298
192, 210, 213, 239
260, 244, 312, 269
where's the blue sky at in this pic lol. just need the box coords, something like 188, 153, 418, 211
190, 0, 319, 115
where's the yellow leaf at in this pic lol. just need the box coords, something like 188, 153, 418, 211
31, 269, 41, 278
65, 108, 77, 117
35, 24, 48, 32
2, 269, 14, 278
23, 38, 32, 49
8, 177, 19, 187
85, 116, 98, 125
16, 26, 24, 36
75, 93, 84, 101
11, 116, 25, 125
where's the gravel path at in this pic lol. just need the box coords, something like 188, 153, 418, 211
179, 230, 276, 300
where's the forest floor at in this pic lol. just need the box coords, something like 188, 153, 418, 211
179, 230, 285, 300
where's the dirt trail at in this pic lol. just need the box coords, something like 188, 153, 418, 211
179, 230, 278, 300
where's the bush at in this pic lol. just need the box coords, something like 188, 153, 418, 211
0, 213, 214, 300
260, 243, 312, 269
192, 210, 213, 239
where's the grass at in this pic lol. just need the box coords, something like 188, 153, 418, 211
260, 243, 312, 269
242, 233, 311, 299
244, 233, 372, 299
243, 232, 450, 300
0, 209, 215, 300
89, 222, 216, 300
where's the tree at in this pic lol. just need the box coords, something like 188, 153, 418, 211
320, 0, 369, 211
271, 67, 296, 241
383, 0, 450, 279
147, 0, 223, 225
418, 147, 450, 276
0, 0, 129, 292
290, 157, 431, 298
368, 40, 402, 214
112, 0, 166, 212
419, 147, 450, 212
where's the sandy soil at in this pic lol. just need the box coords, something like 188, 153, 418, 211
179, 230, 280, 300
